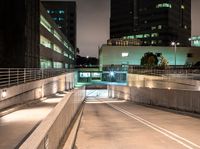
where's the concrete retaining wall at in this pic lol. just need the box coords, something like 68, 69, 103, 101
108, 85, 200, 113
19, 87, 85, 149
128, 74, 200, 91
0, 72, 75, 110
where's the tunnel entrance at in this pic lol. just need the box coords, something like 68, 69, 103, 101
86, 85, 108, 98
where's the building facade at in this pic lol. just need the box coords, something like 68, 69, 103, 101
99, 45, 200, 67
40, 4, 75, 69
42, 1, 77, 49
0, 0, 40, 68
189, 36, 200, 47
110, 0, 191, 47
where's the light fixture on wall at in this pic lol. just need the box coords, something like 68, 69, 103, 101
2, 90, 7, 98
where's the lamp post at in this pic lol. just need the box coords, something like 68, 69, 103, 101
171, 42, 180, 68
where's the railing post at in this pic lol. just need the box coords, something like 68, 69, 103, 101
8, 68, 10, 87
42, 69, 44, 79
17, 69, 19, 85
24, 68, 26, 83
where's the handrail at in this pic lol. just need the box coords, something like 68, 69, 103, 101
0, 68, 74, 89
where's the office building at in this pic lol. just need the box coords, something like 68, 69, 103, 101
40, 4, 75, 69
0, 0, 40, 68
99, 45, 200, 67
107, 38, 142, 46
110, 0, 191, 47
189, 36, 200, 47
42, 1, 77, 49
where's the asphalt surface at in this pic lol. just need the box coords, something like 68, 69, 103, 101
0, 93, 66, 149
75, 98, 200, 149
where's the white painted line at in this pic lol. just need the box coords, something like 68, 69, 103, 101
100, 100, 200, 149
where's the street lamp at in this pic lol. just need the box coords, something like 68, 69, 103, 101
171, 42, 180, 68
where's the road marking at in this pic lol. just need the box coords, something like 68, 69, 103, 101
100, 100, 200, 149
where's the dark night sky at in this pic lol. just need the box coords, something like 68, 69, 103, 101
43, 0, 200, 57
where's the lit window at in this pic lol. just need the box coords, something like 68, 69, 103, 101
158, 25, 162, 29
144, 34, 150, 38
53, 62, 63, 68
40, 36, 52, 49
184, 25, 188, 29
54, 31, 62, 42
40, 59, 52, 68
53, 44, 62, 54
136, 34, 143, 38
59, 18, 64, 21
151, 26, 156, 30
40, 15, 52, 33
122, 53, 129, 57
59, 10, 65, 14
64, 51, 69, 57
151, 33, 159, 37
151, 40, 157, 44
156, 3, 172, 8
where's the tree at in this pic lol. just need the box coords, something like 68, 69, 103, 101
141, 52, 158, 68
159, 56, 169, 69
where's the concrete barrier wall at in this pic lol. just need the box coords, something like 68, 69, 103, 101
20, 87, 85, 149
0, 72, 75, 110
128, 74, 200, 91
108, 85, 200, 114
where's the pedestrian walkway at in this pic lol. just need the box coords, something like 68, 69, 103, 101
0, 92, 67, 149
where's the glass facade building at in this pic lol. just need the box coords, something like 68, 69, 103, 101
110, 0, 191, 47
189, 36, 200, 47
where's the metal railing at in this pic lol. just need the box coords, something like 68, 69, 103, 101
128, 65, 200, 74
0, 68, 74, 89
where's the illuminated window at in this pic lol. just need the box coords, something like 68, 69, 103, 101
184, 25, 188, 29
53, 62, 63, 68
181, 5, 185, 9
144, 34, 150, 38
40, 59, 52, 68
40, 15, 52, 33
65, 63, 69, 69
151, 26, 156, 30
53, 44, 62, 54
59, 10, 65, 14
80, 72, 90, 78
40, 36, 52, 49
151, 40, 157, 44
54, 31, 62, 42
158, 25, 162, 29
64, 51, 69, 57
151, 33, 159, 37
156, 3, 172, 8
136, 34, 143, 38
122, 53, 129, 57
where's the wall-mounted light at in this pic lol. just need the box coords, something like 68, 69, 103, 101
198, 86, 200, 91
122, 52, 129, 57
168, 87, 171, 90
2, 90, 7, 98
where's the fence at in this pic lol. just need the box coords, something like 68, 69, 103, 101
0, 68, 74, 89
128, 65, 200, 77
